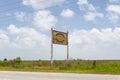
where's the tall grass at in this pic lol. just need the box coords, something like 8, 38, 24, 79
0, 60, 120, 74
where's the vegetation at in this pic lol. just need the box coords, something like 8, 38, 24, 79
0, 57, 120, 74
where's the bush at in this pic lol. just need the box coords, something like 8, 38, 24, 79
14, 57, 22, 65
10, 57, 22, 68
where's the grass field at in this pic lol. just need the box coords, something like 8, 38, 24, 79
0, 59, 120, 74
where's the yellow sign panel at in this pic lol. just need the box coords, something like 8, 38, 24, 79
52, 30, 68, 45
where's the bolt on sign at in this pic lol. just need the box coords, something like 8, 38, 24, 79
52, 30, 68, 45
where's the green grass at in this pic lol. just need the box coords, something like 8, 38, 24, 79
0, 60, 120, 74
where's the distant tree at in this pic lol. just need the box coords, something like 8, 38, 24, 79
3, 58, 7, 61
14, 57, 22, 65
0, 58, 9, 67
10, 57, 22, 68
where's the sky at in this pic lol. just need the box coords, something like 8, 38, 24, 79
0, 0, 120, 60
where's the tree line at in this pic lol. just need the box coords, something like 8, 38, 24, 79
0, 57, 22, 68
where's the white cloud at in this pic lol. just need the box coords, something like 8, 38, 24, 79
61, 9, 75, 18
0, 34, 9, 44
70, 28, 120, 46
106, 5, 120, 23
107, 13, 119, 23
77, 0, 96, 11
33, 10, 57, 31
14, 12, 26, 22
84, 12, 104, 21
8, 24, 20, 34
22, 0, 66, 10
0, 24, 51, 60
107, 5, 120, 14
77, 0, 104, 21
109, 0, 120, 3
0, 30, 10, 48
0, 29, 6, 34
77, 0, 88, 5
7, 24, 49, 49
70, 27, 120, 59
2, 25, 120, 60
14, 12, 32, 22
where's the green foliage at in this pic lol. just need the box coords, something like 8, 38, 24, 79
1, 59, 120, 74
0, 60, 10, 67
11, 57, 22, 68
14, 57, 22, 65
3, 58, 7, 61
0, 57, 22, 68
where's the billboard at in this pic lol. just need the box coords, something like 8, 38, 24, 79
52, 30, 68, 45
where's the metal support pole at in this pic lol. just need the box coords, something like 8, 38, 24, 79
51, 43, 53, 65
67, 31, 69, 64
51, 28, 53, 66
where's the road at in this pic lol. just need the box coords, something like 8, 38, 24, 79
0, 71, 120, 80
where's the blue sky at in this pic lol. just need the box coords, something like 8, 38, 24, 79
0, 0, 120, 60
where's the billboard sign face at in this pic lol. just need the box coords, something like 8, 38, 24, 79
52, 30, 68, 45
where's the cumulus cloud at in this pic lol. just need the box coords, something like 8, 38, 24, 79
77, 0, 96, 11
0, 24, 51, 60
0, 30, 10, 48
78, 0, 88, 4
14, 12, 32, 22
107, 5, 120, 14
61, 9, 75, 18
14, 12, 26, 22
0, 34, 10, 47
7, 24, 49, 49
8, 24, 20, 34
70, 28, 120, 46
70, 27, 120, 59
22, 0, 66, 10
106, 5, 120, 23
1, 24, 120, 60
84, 12, 104, 21
0, 29, 6, 34
77, 0, 104, 21
33, 10, 57, 31
107, 12, 119, 23
109, 0, 120, 3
